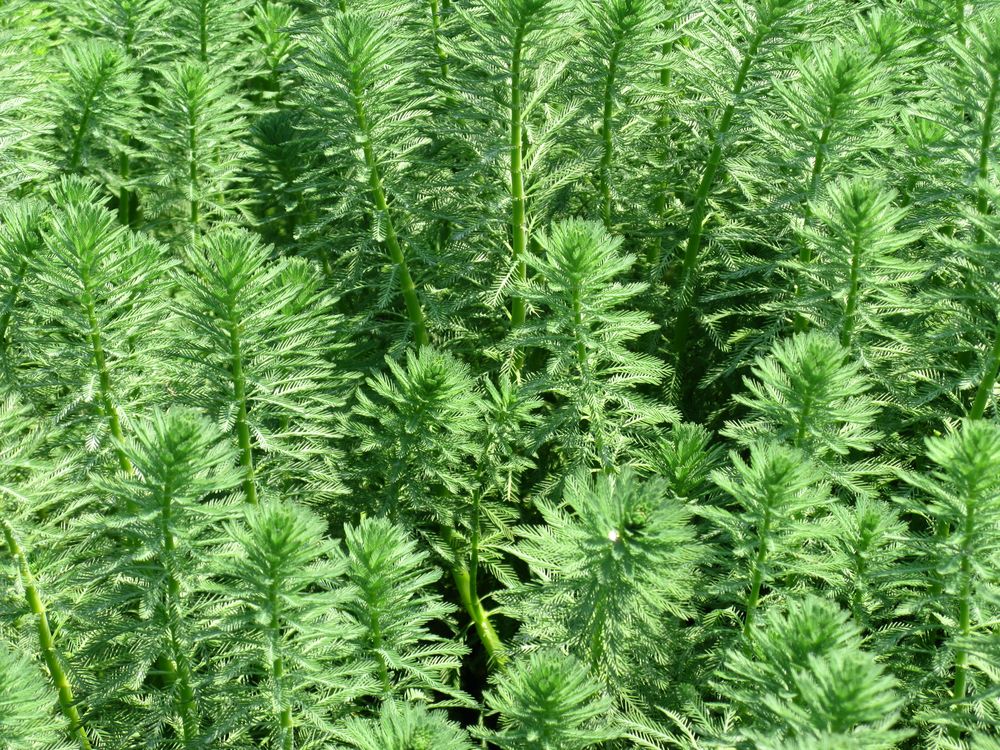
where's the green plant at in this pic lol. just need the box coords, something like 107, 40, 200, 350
6, 2, 1000, 747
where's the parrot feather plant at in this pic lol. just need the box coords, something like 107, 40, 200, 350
3, 2, 1000, 749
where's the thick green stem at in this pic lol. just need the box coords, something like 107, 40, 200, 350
839, 234, 862, 349
441, 525, 506, 668
352, 78, 429, 346
267, 580, 293, 750
599, 44, 621, 229
509, 29, 528, 329
672, 31, 763, 359
368, 605, 391, 694
970, 323, 1000, 419
226, 307, 258, 504
2, 522, 92, 750
83, 289, 133, 477
198, 0, 209, 63
428, 0, 449, 80
158, 478, 200, 743
794, 391, 813, 449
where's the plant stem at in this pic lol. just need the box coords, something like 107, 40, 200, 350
351, 77, 429, 347
428, 0, 449, 80
267, 579, 293, 750
2, 521, 93, 750
83, 287, 133, 477
671, 30, 764, 360
743, 506, 772, 636
188, 92, 201, 244
509, 27, 528, 329
226, 305, 258, 504
793, 122, 833, 332
118, 148, 132, 226
647, 46, 674, 270
970, 323, 1000, 419
839, 233, 862, 349
599, 43, 621, 229
950, 496, 976, 735
974, 72, 999, 246
441, 524, 506, 668
159, 478, 200, 743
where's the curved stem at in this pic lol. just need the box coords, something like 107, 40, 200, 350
2, 521, 93, 750
970, 323, 1000, 419
441, 525, 506, 668
352, 77, 429, 346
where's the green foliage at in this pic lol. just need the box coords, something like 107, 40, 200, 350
173, 226, 346, 505
707, 443, 832, 634
340, 517, 469, 702
146, 61, 249, 239
897, 421, 1000, 737
0, 639, 66, 750
723, 332, 886, 493
715, 596, 907, 748
335, 699, 474, 750
509, 469, 702, 709
507, 219, 674, 472
475, 650, 618, 750
6, 2, 1000, 747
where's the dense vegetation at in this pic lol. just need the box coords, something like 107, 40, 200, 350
1, 0, 999, 747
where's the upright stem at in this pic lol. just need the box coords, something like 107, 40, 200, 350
118, 148, 132, 226
352, 79, 429, 346
599, 43, 621, 229
198, 0, 209, 63
83, 288, 133, 477
159, 480, 199, 743
509, 28, 528, 329
187, 94, 201, 244
648, 47, 674, 270
743, 506, 772, 636
2, 522, 93, 750
793, 123, 833, 333
267, 580, 293, 750
839, 233, 863, 349
671, 31, 764, 359
950, 498, 976, 732
428, 0, 449, 80
226, 305, 258, 504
